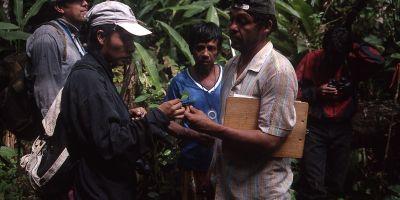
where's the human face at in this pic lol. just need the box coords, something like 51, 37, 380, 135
192, 39, 219, 68
57, 0, 89, 27
100, 28, 135, 67
228, 8, 266, 52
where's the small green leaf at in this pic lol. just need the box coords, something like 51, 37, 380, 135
149, 104, 159, 108
390, 53, 400, 60
180, 91, 190, 100
0, 146, 16, 160
147, 192, 159, 199
134, 94, 150, 103
163, 149, 171, 156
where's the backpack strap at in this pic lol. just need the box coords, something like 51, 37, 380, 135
42, 21, 67, 61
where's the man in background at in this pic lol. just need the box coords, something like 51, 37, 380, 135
25, 0, 88, 118
295, 26, 384, 199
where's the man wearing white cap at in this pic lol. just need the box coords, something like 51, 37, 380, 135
59, 1, 185, 199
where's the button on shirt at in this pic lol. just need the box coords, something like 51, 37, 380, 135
213, 42, 298, 199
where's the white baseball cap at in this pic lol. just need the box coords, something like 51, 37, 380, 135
86, 1, 151, 36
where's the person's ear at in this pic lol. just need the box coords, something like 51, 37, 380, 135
97, 30, 106, 46
54, 5, 64, 14
261, 19, 273, 36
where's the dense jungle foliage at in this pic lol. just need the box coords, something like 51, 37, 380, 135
0, 0, 399, 199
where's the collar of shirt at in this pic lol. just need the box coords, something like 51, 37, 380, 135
232, 41, 273, 84
57, 18, 80, 34
233, 41, 273, 73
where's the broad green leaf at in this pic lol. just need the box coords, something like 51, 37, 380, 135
183, 7, 205, 18
21, 0, 47, 29
182, 1, 219, 18
391, 53, 400, 60
13, 0, 23, 27
0, 30, 30, 40
216, 8, 229, 20
0, 22, 19, 30
206, 5, 219, 26
290, 0, 316, 37
158, 5, 204, 12
134, 94, 150, 103
157, 20, 195, 66
174, 18, 206, 29
388, 185, 400, 196
134, 42, 162, 90
296, 38, 309, 54
138, 1, 159, 18
276, 0, 301, 18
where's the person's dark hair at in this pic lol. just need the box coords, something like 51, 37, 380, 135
248, 11, 277, 34
87, 24, 119, 51
186, 22, 223, 52
53, 0, 83, 7
319, 26, 352, 79
322, 26, 352, 56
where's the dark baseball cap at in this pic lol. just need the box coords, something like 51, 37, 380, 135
232, 0, 276, 15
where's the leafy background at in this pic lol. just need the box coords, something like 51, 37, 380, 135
0, 0, 399, 199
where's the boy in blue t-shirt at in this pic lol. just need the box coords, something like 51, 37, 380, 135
165, 22, 223, 199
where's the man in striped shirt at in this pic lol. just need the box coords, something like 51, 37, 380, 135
184, 0, 298, 199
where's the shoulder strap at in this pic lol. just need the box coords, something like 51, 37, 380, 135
42, 21, 67, 61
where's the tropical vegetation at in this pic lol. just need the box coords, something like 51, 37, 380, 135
0, 0, 399, 199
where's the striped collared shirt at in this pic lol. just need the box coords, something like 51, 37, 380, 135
213, 42, 298, 199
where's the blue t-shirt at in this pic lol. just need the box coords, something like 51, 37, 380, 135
165, 66, 222, 171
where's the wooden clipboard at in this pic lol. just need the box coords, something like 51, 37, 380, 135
223, 96, 309, 158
